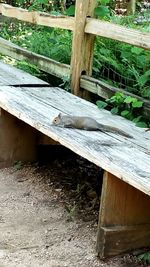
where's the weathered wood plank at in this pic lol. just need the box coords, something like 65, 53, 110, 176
0, 85, 149, 196
85, 18, 150, 50
0, 38, 70, 79
0, 61, 48, 85
99, 172, 150, 227
0, 109, 37, 167
0, 4, 74, 30
96, 172, 150, 257
97, 224, 150, 258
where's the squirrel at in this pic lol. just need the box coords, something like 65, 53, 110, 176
52, 113, 132, 138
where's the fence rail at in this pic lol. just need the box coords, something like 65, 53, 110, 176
0, 4, 74, 30
0, 37, 70, 79
85, 18, 150, 50
0, 3, 150, 49
0, 1, 150, 113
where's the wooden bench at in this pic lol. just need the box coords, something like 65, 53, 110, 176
0, 62, 150, 258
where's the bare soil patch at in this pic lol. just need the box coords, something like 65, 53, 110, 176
0, 151, 148, 267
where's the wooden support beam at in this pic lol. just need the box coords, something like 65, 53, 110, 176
96, 171, 150, 258
0, 109, 37, 167
70, 0, 97, 96
97, 225, 150, 257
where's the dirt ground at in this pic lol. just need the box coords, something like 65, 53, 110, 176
0, 154, 148, 267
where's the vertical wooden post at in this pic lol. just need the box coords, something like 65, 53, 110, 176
0, 109, 37, 167
70, 0, 97, 96
96, 171, 150, 258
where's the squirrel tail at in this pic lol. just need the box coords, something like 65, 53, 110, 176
98, 123, 132, 138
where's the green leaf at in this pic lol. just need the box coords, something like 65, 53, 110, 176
65, 5, 75, 16
131, 47, 143, 55
132, 116, 142, 123
138, 69, 150, 87
100, 0, 110, 5
132, 101, 143, 108
124, 96, 135, 104
142, 87, 150, 98
96, 100, 108, 109
121, 110, 130, 116
94, 6, 110, 18
111, 107, 119, 115
115, 92, 124, 98
138, 252, 150, 263
126, 113, 134, 120
136, 121, 148, 128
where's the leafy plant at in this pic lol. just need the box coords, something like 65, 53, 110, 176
16, 60, 42, 76
138, 252, 150, 264
95, 0, 111, 19
59, 76, 71, 91
14, 161, 23, 170
65, 5, 75, 16
65, 203, 76, 221
96, 92, 149, 127
94, 37, 150, 100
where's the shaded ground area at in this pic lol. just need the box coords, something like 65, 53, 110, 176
0, 152, 148, 267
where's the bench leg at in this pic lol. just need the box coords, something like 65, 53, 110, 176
96, 171, 150, 258
0, 109, 37, 167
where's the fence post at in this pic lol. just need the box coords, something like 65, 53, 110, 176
70, 0, 97, 96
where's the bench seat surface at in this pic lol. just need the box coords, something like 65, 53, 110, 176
0, 62, 150, 196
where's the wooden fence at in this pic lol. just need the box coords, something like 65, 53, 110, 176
0, 0, 150, 116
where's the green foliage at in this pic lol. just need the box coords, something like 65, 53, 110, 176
14, 161, 23, 171
96, 100, 108, 109
0, 21, 72, 65
10, 0, 73, 13
95, 0, 111, 19
0, 4, 149, 104
59, 76, 71, 91
138, 252, 150, 264
24, 27, 71, 64
94, 37, 150, 100
97, 92, 149, 127
16, 60, 42, 76
65, 5, 75, 16
65, 203, 76, 221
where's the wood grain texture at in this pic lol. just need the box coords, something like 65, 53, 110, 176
99, 172, 150, 226
0, 38, 70, 79
0, 64, 149, 195
0, 4, 74, 30
70, 0, 91, 96
0, 61, 49, 85
0, 109, 37, 167
96, 172, 150, 257
96, 224, 150, 257
85, 18, 150, 50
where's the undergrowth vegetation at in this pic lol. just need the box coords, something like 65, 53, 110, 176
0, 15, 149, 101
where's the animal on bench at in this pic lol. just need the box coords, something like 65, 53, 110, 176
52, 113, 133, 138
